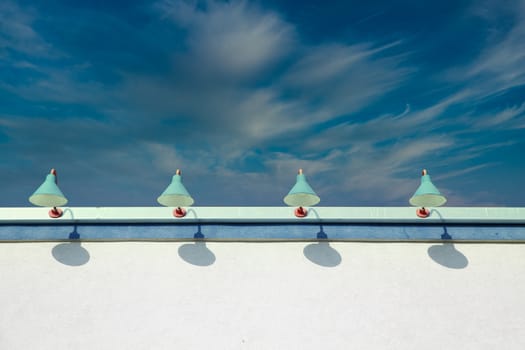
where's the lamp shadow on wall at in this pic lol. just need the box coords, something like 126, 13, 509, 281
51, 222, 90, 267
178, 211, 216, 266
303, 210, 342, 267
427, 210, 468, 269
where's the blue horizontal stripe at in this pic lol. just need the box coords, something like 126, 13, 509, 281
0, 223, 524, 241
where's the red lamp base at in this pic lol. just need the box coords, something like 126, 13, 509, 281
173, 207, 187, 218
416, 207, 430, 218
49, 207, 63, 218
295, 207, 308, 218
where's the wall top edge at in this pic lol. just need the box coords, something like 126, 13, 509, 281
0, 207, 524, 224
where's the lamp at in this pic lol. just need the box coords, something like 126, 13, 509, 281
29, 169, 68, 218
157, 169, 194, 217
409, 169, 447, 218
283, 169, 320, 217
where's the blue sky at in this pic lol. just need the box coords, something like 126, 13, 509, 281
1, 0, 524, 207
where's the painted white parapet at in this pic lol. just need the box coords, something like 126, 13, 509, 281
1, 241, 525, 350
0, 206, 524, 224
1, 207, 525, 348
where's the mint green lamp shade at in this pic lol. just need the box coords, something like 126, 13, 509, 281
29, 170, 68, 207
409, 169, 447, 208
283, 169, 320, 207
157, 170, 194, 208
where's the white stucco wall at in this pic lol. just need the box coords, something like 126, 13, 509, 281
1, 241, 525, 349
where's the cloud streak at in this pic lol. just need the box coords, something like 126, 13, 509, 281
0, 1, 56, 58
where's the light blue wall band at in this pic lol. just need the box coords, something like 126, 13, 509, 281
1, 223, 524, 241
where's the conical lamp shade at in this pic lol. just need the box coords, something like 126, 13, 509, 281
157, 173, 194, 207
283, 171, 320, 207
409, 170, 446, 207
29, 173, 68, 207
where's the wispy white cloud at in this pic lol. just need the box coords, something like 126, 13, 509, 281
158, 0, 295, 80
280, 41, 411, 115
433, 163, 493, 181
473, 102, 525, 129
1, 65, 108, 104
300, 90, 465, 154
112, 0, 412, 161
450, 0, 525, 97
0, 1, 60, 58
